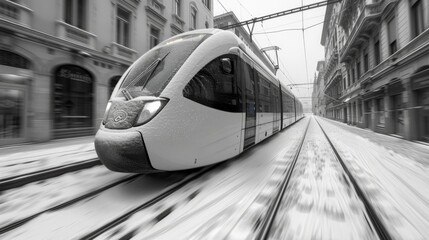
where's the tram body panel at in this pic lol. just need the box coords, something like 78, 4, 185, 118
141, 97, 242, 171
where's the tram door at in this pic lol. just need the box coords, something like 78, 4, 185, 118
243, 61, 256, 150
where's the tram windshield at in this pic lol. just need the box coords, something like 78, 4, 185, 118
114, 33, 211, 99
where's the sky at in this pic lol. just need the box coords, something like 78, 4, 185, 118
213, 0, 327, 109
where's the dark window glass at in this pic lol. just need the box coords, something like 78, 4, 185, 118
116, 33, 210, 98
258, 74, 271, 112
0, 89, 24, 139
183, 55, 241, 112
64, 0, 86, 29
116, 6, 131, 47
374, 40, 380, 65
174, 0, 181, 16
356, 60, 361, 79
388, 17, 397, 55
0, 50, 30, 69
54, 65, 93, 129
109, 76, 121, 97
364, 53, 369, 72
150, 27, 160, 48
411, 0, 424, 37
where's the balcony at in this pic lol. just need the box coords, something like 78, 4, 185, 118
0, 0, 33, 27
324, 48, 339, 82
56, 21, 97, 49
324, 66, 342, 90
171, 14, 185, 34
111, 42, 138, 61
361, 28, 429, 87
340, 0, 398, 63
145, 0, 167, 26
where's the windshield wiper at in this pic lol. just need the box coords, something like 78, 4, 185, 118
122, 89, 133, 101
142, 52, 170, 89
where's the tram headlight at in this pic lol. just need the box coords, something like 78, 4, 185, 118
135, 99, 168, 126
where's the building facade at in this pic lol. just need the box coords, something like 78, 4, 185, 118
312, 61, 326, 117
214, 11, 276, 74
321, 0, 429, 142
0, 0, 213, 146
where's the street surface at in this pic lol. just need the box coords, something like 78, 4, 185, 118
1, 116, 429, 239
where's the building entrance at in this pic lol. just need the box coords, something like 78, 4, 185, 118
53, 65, 94, 138
0, 81, 27, 145
417, 88, 429, 142
392, 94, 404, 136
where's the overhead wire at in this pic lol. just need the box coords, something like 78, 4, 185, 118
216, 0, 229, 13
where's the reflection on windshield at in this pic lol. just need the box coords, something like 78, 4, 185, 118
114, 33, 210, 98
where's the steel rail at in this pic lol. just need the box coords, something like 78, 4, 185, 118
315, 118, 392, 240
257, 118, 311, 240
79, 164, 222, 240
0, 158, 101, 191
0, 174, 140, 235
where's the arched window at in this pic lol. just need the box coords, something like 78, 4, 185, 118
190, 6, 197, 29
53, 65, 93, 130
0, 50, 30, 69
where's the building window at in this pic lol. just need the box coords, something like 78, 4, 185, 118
347, 70, 350, 88
358, 100, 362, 122
0, 50, 30, 69
374, 40, 381, 65
351, 68, 355, 84
411, 0, 425, 38
174, 0, 181, 16
190, 7, 197, 29
376, 97, 385, 125
356, 60, 361, 80
54, 65, 93, 130
0, 88, 24, 139
364, 52, 369, 72
202, 0, 211, 10
116, 6, 131, 47
150, 26, 160, 48
64, 0, 86, 29
388, 17, 397, 55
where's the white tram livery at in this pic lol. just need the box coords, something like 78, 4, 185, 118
95, 29, 303, 173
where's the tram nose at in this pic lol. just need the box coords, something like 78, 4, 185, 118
94, 129, 155, 173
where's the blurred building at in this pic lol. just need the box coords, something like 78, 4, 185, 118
214, 11, 276, 74
321, 0, 429, 142
312, 61, 325, 116
0, 0, 213, 145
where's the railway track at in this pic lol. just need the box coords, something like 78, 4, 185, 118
78, 164, 220, 239
257, 117, 392, 240
0, 158, 101, 191
0, 174, 140, 235
256, 118, 311, 239
315, 118, 392, 240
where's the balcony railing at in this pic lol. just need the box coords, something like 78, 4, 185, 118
111, 42, 138, 61
0, 0, 33, 27
325, 66, 342, 89
340, 0, 398, 62
56, 21, 97, 49
361, 28, 429, 86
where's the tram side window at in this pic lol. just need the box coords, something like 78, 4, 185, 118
282, 92, 294, 118
258, 74, 271, 112
183, 55, 241, 112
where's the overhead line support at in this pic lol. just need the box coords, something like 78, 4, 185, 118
221, 0, 341, 31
